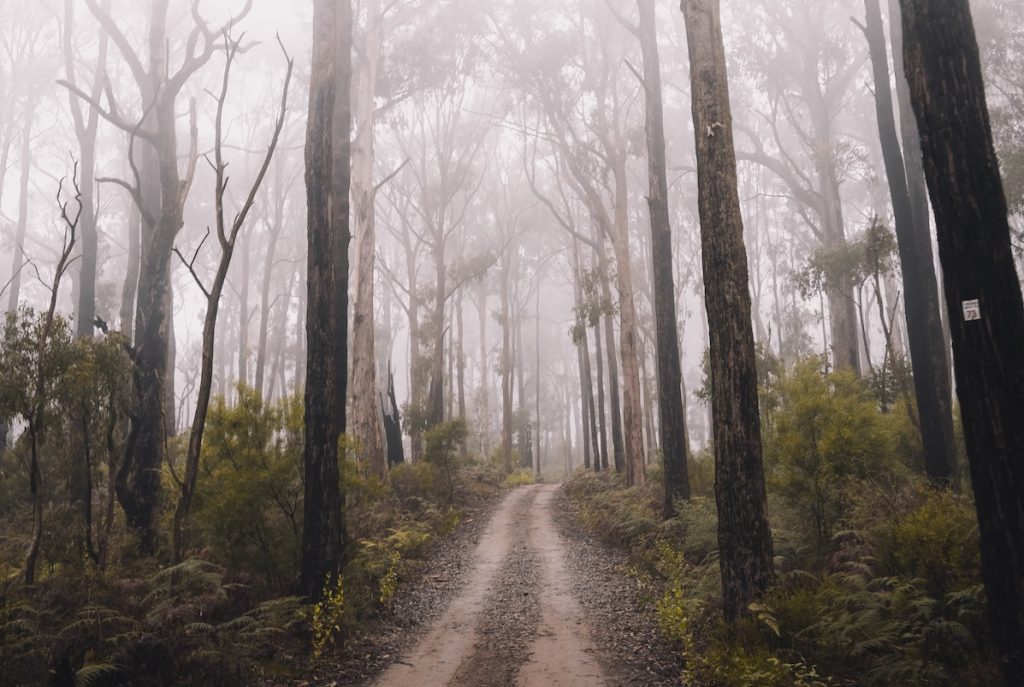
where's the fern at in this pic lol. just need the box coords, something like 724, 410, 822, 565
75, 663, 130, 687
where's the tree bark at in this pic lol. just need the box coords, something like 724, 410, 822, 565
237, 238, 251, 388
638, 0, 690, 513
254, 158, 286, 398
898, 1, 1024, 680
500, 251, 513, 473
301, 0, 349, 602
860, 0, 956, 484
349, 0, 387, 479
64, 0, 109, 339
6, 102, 34, 313
682, 0, 774, 623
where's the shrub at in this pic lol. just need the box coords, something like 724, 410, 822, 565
192, 388, 303, 593
423, 419, 468, 502
310, 575, 345, 660
503, 468, 536, 488
766, 359, 909, 548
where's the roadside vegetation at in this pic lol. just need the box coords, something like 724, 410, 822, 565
564, 353, 997, 687
0, 322, 506, 686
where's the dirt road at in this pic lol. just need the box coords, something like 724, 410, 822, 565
371, 484, 606, 687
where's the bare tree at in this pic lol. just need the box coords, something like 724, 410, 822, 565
23, 169, 82, 584
64, 0, 253, 553
171, 35, 292, 564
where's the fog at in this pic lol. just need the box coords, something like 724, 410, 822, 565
1, 0, 1022, 474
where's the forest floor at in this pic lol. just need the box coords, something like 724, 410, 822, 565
296, 483, 684, 687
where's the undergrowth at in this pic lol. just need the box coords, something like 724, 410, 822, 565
563, 357, 999, 686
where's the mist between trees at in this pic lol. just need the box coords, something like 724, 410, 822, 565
1, 0, 1023, 684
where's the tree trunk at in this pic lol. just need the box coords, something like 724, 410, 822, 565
595, 244, 622, 472
64, 0, 109, 339
237, 238, 251, 388
254, 160, 285, 398
898, 1, 1024, 679
638, 0, 690, 512
116, 1, 189, 553
682, 0, 774, 623
860, 0, 956, 484
500, 254, 513, 473
592, 299, 610, 470
350, 0, 386, 478
477, 283, 489, 457
301, 0, 349, 602
427, 238, 446, 427
608, 167, 647, 486
457, 293, 467, 460
6, 104, 33, 313
120, 197, 141, 341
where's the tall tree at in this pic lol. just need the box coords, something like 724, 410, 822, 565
857, 0, 955, 484
736, 0, 863, 375
349, 0, 387, 479
171, 38, 291, 564
898, 1, 1024, 681
62, 0, 109, 339
301, 0, 351, 602
634, 0, 691, 513
68, 0, 248, 552
681, 0, 775, 622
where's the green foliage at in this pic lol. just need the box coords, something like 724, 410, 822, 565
766, 359, 908, 547
0, 558, 305, 687
503, 468, 536, 488
309, 575, 344, 660
563, 410, 998, 687
564, 470, 661, 548
389, 461, 441, 505
192, 388, 303, 593
423, 418, 468, 501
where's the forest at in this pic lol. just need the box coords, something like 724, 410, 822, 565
1, 0, 1023, 685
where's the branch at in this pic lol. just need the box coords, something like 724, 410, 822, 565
173, 228, 212, 299
374, 157, 411, 196
56, 79, 157, 140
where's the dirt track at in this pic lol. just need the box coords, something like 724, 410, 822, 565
371, 484, 607, 687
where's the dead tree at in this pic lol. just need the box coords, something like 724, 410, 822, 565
64, 0, 252, 553
23, 169, 82, 584
171, 35, 292, 564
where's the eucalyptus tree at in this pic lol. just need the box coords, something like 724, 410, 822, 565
301, 0, 351, 602
735, 0, 866, 374
856, 0, 954, 484
898, 1, 1024, 680
681, 0, 774, 623
498, 0, 646, 483
64, 0, 252, 553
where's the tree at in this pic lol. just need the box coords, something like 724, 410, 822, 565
681, 0, 775, 622
301, 0, 351, 602
856, 0, 955, 484
62, 0, 109, 340
66, 0, 251, 553
171, 36, 292, 564
735, 0, 864, 375
632, 0, 691, 513
898, 1, 1024, 681
16, 170, 82, 584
